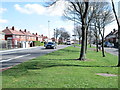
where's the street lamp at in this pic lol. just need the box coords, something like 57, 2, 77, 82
48, 20, 50, 40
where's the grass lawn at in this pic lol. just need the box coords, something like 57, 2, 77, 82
2, 46, 119, 88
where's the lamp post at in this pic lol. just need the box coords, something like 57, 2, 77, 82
48, 20, 50, 40
54, 29, 56, 42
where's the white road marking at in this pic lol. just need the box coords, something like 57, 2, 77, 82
0, 54, 31, 62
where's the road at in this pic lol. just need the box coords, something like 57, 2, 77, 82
0, 45, 68, 71
92, 44, 118, 56
104, 47, 118, 56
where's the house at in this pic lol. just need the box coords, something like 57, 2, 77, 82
20, 29, 36, 48
2, 26, 48, 49
0, 31, 7, 48
2, 26, 25, 48
33, 33, 42, 42
41, 34, 48, 42
105, 29, 118, 47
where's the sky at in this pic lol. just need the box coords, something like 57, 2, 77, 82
0, 0, 119, 39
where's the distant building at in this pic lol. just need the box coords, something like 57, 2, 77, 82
2, 26, 25, 48
0, 31, 7, 48
105, 29, 118, 47
2, 26, 48, 49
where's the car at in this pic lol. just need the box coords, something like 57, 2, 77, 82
104, 41, 114, 48
66, 41, 71, 45
45, 42, 56, 49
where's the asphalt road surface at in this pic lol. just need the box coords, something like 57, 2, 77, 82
92, 44, 118, 56
0, 45, 69, 71
104, 47, 118, 56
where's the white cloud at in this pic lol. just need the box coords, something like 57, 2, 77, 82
14, 2, 67, 16
0, 8, 7, 13
47, 0, 67, 16
14, 4, 46, 15
0, 19, 8, 23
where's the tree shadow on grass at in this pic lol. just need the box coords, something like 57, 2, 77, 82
7, 63, 117, 71
60, 49, 80, 53
2, 58, 117, 76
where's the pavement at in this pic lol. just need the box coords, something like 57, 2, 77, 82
104, 47, 118, 56
0, 45, 69, 72
91, 44, 118, 56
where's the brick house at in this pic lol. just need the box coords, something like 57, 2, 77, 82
2, 26, 25, 48
2, 26, 48, 48
19, 29, 36, 48
33, 33, 42, 42
105, 29, 118, 47
0, 31, 7, 48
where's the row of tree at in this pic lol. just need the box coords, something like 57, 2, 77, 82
54, 28, 70, 43
45, 0, 120, 67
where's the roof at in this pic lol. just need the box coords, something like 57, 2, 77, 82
2, 27, 24, 35
105, 30, 118, 38
33, 33, 41, 37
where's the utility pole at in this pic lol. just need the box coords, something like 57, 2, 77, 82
54, 29, 56, 42
48, 20, 50, 40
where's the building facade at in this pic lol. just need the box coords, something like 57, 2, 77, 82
2, 26, 47, 49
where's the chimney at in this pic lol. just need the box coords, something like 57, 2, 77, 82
6, 27, 8, 29
19, 29, 22, 31
12, 26, 14, 30
24, 29, 26, 32
36, 33, 37, 35
113, 29, 116, 32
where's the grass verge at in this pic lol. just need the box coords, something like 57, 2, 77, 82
2, 46, 119, 88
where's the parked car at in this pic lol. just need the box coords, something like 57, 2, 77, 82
66, 41, 71, 45
45, 42, 56, 49
104, 41, 114, 48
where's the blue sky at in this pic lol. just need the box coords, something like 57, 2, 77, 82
0, 1, 74, 38
0, 0, 119, 39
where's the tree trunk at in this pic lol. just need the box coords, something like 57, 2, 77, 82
101, 27, 105, 57
79, 25, 86, 60
95, 35, 99, 52
79, 37, 80, 45
85, 31, 88, 53
101, 36, 105, 57
79, 2, 89, 60
111, 0, 120, 67
95, 22, 99, 52
117, 26, 120, 66
89, 23, 92, 47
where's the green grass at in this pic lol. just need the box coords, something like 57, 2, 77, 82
34, 41, 44, 46
2, 46, 119, 88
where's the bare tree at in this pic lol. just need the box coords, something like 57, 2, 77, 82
95, 3, 114, 57
111, 0, 120, 67
60, 31, 70, 41
54, 28, 61, 42
73, 25, 82, 44
54, 27, 70, 43
63, 0, 92, 60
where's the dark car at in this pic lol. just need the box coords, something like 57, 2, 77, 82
45, 42, 56, 49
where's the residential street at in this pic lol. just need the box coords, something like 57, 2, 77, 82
104, 47, 118, 56
92, 44, 118, 56
0, 45, 68, 71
